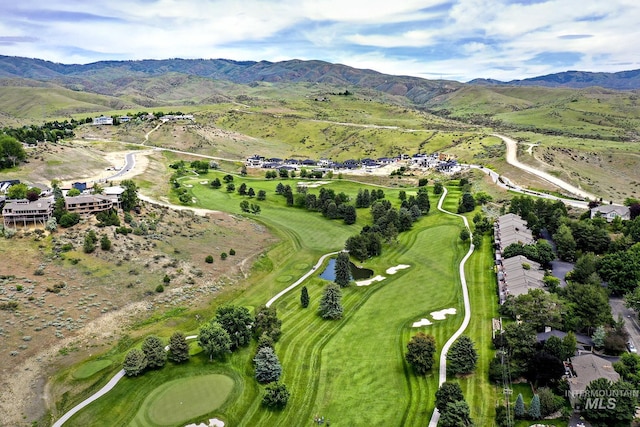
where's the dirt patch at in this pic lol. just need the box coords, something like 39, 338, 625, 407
0, 203, 276, 426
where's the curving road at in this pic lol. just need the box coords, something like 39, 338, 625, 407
428, 188, 474, 427
493, 133, 598, 202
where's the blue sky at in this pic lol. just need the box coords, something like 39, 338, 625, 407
1, 0, 638, 82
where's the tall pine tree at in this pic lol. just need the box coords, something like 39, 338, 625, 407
334, 252, 351, 287
319, 284, 343, 319
514, 393, 525, 418
447, 335, 478, 375
300, 286, 309, 308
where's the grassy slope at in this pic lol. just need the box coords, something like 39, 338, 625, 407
61, 179, 499, 427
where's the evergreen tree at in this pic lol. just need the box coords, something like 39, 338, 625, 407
447, 335, 478, 375
514, 393, 525, 418
457, 192, 476, 213
435, 381, 464, 412
416, 187, 430, 214
334, 252, 351, 287
262, 382, 290, 409
439, 400, 474, 427
123, 348, 147, 376
253, 346, 282, 383
120, 179, 139, 212
319, 284, 343, 319
210, 178, 221, 188
141, 335, 166, 369
256, 332, 274, 351
528, 394, 541, 419
237, 182, 247, 195
300, 286, 309, 308
553, 224, 577, 262
592, 325, 606, 349
343, 205, 357, 225
406, 332, 436, 375
168, 331, 190, 363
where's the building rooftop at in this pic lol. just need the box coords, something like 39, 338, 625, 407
568, 353, 620, 393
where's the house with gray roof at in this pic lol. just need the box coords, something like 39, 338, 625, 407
494, 213, 535, 248
498, 255, 545, 301
590, 204, 631, 222
2, 197, 54, 228
567, 353, 620, 409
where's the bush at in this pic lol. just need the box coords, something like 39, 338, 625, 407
205, 255, 214, 263
100, 234, 111, 251
220, 252, 228, 260
59, 212, 80, 228
229, 248, 236, 256
155, 284, 164, 293
163, 274, 170, 284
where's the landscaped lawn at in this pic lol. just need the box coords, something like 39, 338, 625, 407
71, 360, 113, 380
62, 182, 499, 426
132, 374, 234, 426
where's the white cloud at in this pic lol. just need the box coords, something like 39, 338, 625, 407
1, 0, 639, 81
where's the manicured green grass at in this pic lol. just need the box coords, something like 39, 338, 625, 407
64, 355, 243, 427
458, 233, 500, 426
61, 184, 499, 427
72, 360, 113, 380
132, 374, 234, 426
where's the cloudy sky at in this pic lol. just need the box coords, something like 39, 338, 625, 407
1, 0, 638, 82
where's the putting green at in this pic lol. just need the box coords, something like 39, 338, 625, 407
140, 374, 234, 426
72, 360, 112, 379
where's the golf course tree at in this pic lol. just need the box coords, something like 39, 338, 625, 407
198, 321, 232, 361
253, 346, 282, 383
300, 286, 309, 308
405, 332, 436, 375
415, 187, 430, 214
210, 177, 222, 189
253, 305, 282, 342
318, 283, 343, 320
334, 251, 351, 287
142, 335, 167, 369
447, 335, 478, 376
262, 382, 290, 410
167, 331, 190, 363
433, 182, 444, 195
435, 381, 473, 427
215, 304, 254, 349
123, 348, 147, 376
457, 192, 475, 213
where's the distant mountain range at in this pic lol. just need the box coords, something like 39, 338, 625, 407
0, 56, 639, 110
468, 69, 640, 90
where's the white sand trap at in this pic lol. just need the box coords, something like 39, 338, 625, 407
185, 418, 224, 427
297, 181, 330, 188
412, 318, 433, 327
430, 308, 457, 320
386, 264, 410, 274
199, 181, 208, 184
356, 275, 385, 286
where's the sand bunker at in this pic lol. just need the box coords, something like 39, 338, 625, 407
356, 275, 385, 286
430, 308, 457, 320
412, 318, 433, 327
386, 264, 410, 274
297, 181, 330, 188
185, 418, 224, 427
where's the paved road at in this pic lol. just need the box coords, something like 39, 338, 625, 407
107, 152, 137, 180
428, 188, 474, 427
610, 297, 640, 350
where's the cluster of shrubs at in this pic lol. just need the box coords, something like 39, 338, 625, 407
123, 332, 190, 377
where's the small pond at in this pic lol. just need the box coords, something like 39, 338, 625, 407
319, 258, 373, 281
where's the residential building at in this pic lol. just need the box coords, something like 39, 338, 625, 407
65, 195, 114, 215
498, 255, 545, 300
2, 197, 54, 228
92, 116, 113, 125
590, 204, 631, 222
566, 353, 620, 409
494, 213, 535, 248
